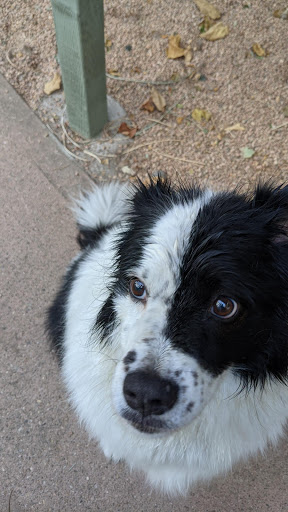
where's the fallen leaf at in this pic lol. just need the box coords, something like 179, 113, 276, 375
200, 22, 229, 40
128, 127, 137, 138
140, 98, 155, 113
176, 116, 185, 124
224, 123, 245, 133
273, 9, 288, 19
105, 39, 113, 50
241, 147, 255, 159
107, 68, 120, 76
118, 122, 137, 138
252, 43, 267, 57
194, 0, 221, 19
151, 87, 166, 112
184, 47, 193, 66
192, 108, 212, 122
44, 72, 62, 95
167, 35, 186, 59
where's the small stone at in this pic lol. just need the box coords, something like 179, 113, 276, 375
121, 166, 136, 176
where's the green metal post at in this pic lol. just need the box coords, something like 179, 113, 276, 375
51, 0, 108, 138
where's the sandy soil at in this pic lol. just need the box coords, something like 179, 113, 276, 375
1, 0, 288, 189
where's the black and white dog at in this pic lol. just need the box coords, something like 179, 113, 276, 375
47, 179, 288, 494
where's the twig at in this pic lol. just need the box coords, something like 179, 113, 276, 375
6, 51, 17, 68
60, 115, 116, 160
150, 149, 205, 166
271, 121, 288, 131
61, 114, 82, 149
106, 73, 190, 86
122, 138, 189, 156
83, 149, 102, 163
148, 118, 173, 128
62, 136, 90, 162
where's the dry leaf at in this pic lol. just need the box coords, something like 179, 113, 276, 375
118, 122, 137, 138
128, 127, 137, 138
107, 68, 120, 76
44, 72, 61, 95
176, 117, 185, 125
224, 123, 245, 133
252, 43, 267, 57
105, 39, 113, 50
151, 87, 166, 112
273, 9, 288, 19
184, 47, 193, 66
167, 35, 186, 59
194, 0, 221, 20
192, 108, 212, 122
200, 22, 229, 41
241, 147, 255, 159
140, 99, 155, 113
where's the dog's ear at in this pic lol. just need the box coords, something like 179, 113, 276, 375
251, 183, 288, 245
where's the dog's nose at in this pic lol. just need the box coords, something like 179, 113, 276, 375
123, 371, 178, 416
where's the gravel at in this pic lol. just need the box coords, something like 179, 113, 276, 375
1, 0, 288, 190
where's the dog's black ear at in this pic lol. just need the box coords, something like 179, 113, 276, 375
76, 224, 113, 249
252, 183, 288, 245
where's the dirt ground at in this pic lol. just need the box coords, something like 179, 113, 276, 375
1, 0, 288, 189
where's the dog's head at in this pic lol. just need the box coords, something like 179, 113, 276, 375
94, 180, 288, 435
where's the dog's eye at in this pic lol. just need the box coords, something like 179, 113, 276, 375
129, 279, 147, 300
211, 297, 238, 319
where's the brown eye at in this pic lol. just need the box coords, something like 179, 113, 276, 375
211, 297, 238, 319
129, 279, 147, 300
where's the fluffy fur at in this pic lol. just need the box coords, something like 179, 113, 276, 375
47, 179, 288, 494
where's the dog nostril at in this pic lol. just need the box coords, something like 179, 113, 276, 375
123, 371, 178, 417
125, 390, 136, 399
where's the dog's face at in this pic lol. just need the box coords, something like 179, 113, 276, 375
95, 182, 288, 435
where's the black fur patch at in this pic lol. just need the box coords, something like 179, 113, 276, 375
46, 254, 85, 361
166, 184, 288, 388
77, 223, 114, 249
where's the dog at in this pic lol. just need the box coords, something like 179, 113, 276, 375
47, 178, 288, 494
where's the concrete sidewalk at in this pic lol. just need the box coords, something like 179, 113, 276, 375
0, 73, 287, 512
